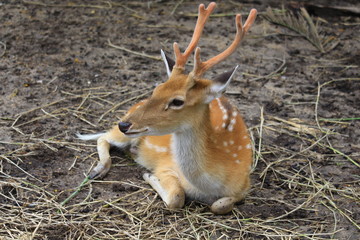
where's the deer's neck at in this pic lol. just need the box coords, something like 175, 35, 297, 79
171, 105, 219, 193
171, 123, 207, 172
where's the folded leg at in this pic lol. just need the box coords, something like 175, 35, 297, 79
143, 168, 185, 209
210, 197, 238, 214
211, 177, 250, 214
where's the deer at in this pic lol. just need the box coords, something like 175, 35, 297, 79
78, 2, 257, 214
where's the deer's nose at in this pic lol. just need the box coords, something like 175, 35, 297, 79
118, 122, 132, 133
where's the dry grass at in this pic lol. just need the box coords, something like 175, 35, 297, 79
263, 7, 340, 53
1, 80, 359, 239
1, 1, 359, 239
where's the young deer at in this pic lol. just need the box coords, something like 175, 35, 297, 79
78, 2, 257, 214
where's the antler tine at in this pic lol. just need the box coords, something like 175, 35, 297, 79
194, 9, 257, 77
173, 2, 216, 69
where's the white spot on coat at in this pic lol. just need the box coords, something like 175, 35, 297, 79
144, 139, 168, 153
227, 118, 236, 132
216, 98, 228, 126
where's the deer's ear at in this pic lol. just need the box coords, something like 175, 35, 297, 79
161, 50, 175, 77
204, 66, 238, 103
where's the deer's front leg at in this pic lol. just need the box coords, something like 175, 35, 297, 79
88, 126, 133, 179
89, 136, 112, 179
143, 170, 185, 209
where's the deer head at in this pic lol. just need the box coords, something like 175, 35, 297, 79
119, 2, 257, 137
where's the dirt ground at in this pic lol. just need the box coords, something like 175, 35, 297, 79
1, 0, 359, 239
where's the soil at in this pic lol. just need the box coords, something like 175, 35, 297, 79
0, 0, 359, 239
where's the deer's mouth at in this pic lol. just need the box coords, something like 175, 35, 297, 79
124, 128, 149, 136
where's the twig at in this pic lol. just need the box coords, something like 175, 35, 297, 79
240, 56, 286, 82
76, 92, 91, 111
252, 106, 264, 172
72, 112, 97, 128
60, 176, 91, 206
272, 116, 320, 136
14, 111, 64, 128
320, 142, 360, 168
98, 89, 152, 121
0, 155, 42, 182
110, 2, 138, 14
39, 140, 58, 152
315, 81, 324, 132
171, 0, 184, 15
68, 156, 78, 171
314, 77, 360, 168
263, 180, 329, 223
0, 41, 6, 57
107, 39, 161, 61
30, 218, 43, 239
14, 97, 78, 118
319, 117, 360, 122
41, 108, 60, 120
260, 133, 328, 178
23, 0, 112, 9
104, 201, 142, 222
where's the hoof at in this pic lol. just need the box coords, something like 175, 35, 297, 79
89, 163, 110, 179
167, 190, 185, 209
211, 197, 236, 215
143, 172, 157, 182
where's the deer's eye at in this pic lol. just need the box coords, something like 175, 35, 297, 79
168, 98, 184, 109
171, 99, 184, 106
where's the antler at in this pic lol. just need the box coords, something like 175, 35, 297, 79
193, 9, 258, 77
173, 2, 216, 70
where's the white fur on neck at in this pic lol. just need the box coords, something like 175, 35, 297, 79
171, 125, 224, 198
